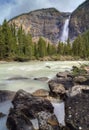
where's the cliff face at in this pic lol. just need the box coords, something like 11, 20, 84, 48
9, 8, 70, 43
9, 0, 89, 43
69, 0, 89, 40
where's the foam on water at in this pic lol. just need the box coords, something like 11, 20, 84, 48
0, 61, 89, 92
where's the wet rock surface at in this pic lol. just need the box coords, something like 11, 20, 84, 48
34, 77, 49, 82
48, 81, 66, 98
65, 92, 89, 130
68, 85, 89, 97
47, 66, 89, 130
7, 76, 29, 81
32, 89, 49, 97
48, 71, 74, 91
7, 90, 60, 130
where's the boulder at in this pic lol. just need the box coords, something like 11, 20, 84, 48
46, 66, 51, 69
73, 76, 87, 84
51, 71, 74, 90
33, 89, 61, 102
48, 80, 66, 98
65, 92, 89, 130
38, 111, 59, 130
68, 85, 89, 97
32, 89, 49, 97
7, 108, 34, 130
7, 90, 60, 130
80, 79, 89, 86
7, 76, 29, 81
56, 71, 72, 78
34, 77, 49, 82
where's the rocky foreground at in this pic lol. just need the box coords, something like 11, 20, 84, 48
0, 65, 89, 130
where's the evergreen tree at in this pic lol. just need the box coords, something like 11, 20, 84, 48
2, 19, 15, 58
0, 27, 5, 59
38, 37, 47, 57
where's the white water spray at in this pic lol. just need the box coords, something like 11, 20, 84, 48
61, 17, 70, 43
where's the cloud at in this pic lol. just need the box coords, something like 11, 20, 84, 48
0, 0, 85, 24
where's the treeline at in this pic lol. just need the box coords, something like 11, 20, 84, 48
0, 20, 57, 61
72, 30, 89, 58
0, 19, 89, 61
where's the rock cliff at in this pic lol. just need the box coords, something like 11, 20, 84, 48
69, 0, 89, 40
9, 1, 89, 43
9, 8, 70, 43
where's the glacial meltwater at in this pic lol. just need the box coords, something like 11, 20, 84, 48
0, 61, 89, 130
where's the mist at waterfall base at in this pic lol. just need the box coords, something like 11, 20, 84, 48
61, 17, 70, 43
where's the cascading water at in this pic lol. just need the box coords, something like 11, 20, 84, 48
61, 16, 70, 43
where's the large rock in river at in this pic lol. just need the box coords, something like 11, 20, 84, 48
32, 89, 49, 97
34, 77, 49, 82
65, 91, 89, 130
48, 81, 66, 97
7, 89, 60, 130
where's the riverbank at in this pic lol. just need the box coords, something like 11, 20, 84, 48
0, 55, 89, 62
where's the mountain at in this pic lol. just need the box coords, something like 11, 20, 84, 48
69, 0, 89, 40
9, 8, 70, 43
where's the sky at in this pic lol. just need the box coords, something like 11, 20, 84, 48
0, 0, 85, 24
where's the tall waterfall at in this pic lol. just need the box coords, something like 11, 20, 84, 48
61, 17, 70, 43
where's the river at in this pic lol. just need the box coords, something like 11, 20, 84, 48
0, 61, 89, 130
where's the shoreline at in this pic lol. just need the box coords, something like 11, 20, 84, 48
0, 55, 89, 63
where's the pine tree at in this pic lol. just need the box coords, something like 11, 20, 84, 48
38, 37, 47, 57
0, 27, 5, 59
2, 19, 15, 58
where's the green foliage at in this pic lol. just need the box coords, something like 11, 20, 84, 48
38, 37, 47, 57
72, 65, 87, 76
72, 30, 89, 58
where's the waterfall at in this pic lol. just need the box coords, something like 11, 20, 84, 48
61, 17, 70, 43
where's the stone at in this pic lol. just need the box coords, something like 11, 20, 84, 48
73, 76, 87, 84
48, 80, 66, 97
56, 71, 72, 78
34, 77, 49, 82
7, 89, 60, 130
32, 89, 49, 97
68, 85, 89, 97
49, 75, 73, 90
37, 111, 59, 130
65, 92, 89, 130
7, 76, 29, 81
